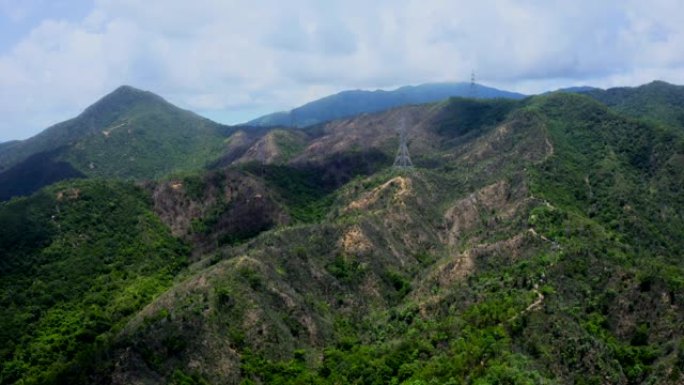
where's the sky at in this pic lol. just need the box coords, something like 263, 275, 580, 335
1, 0, 683, 141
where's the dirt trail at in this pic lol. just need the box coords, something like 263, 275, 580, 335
525, 286, 544, 313
102, 121, 128, 137
507, 284, 544, 323
346, 176, 411, 212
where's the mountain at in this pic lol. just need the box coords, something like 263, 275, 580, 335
0, 86, 233, 201
2, 85, 683, 385
247, 82, 526, 127
581, 80, 684, 129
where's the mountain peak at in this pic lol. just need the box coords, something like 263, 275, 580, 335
646, 80, 672, 86
93, 84, 164, 106
78, 85, 168, 121
110, 84, 147, 95
642, 80, 679, 90
0, 84, 228, 193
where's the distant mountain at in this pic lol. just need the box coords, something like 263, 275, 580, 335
551, 86, 601, 93
247, 82, 526, 127
581, 80, 684, 129
0, 86, 233, 200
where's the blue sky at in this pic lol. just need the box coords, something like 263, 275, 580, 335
1, 0, 683, 141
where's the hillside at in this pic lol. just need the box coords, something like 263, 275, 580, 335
582, 81, 684, 129
0, 86, 233, 200
2, 88, 683, 385
0, 141, 17, 154
0, 180, 190, 384
247, 82, 526, 127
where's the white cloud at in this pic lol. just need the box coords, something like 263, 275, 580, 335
0, 0, 683, 141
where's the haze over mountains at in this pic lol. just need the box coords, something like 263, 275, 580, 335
1, 80, 684, 384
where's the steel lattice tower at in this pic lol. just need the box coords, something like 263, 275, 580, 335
469, 71, 477, 99
393, 118, 413, 169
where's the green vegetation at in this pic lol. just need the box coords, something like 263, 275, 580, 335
242, 163, 336, 223
584, 80, 684, 130
270, 129, 307, 162
2, 83, 684, 384
0, 179, 189, 384
434, 97, 518, 138
236, 251, 556, 384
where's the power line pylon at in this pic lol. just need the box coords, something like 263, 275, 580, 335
469, 71, 477, 99
393, 118, 413, 169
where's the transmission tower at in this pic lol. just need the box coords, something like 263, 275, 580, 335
393, 118, 413, 169
469, 71, 477, 99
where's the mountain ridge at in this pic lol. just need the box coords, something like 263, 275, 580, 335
580, 80, 684, 129
1, 79, 682, 204
247, 82, 526, 127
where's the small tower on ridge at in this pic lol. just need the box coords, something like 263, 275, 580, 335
469, 71, 478, 99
